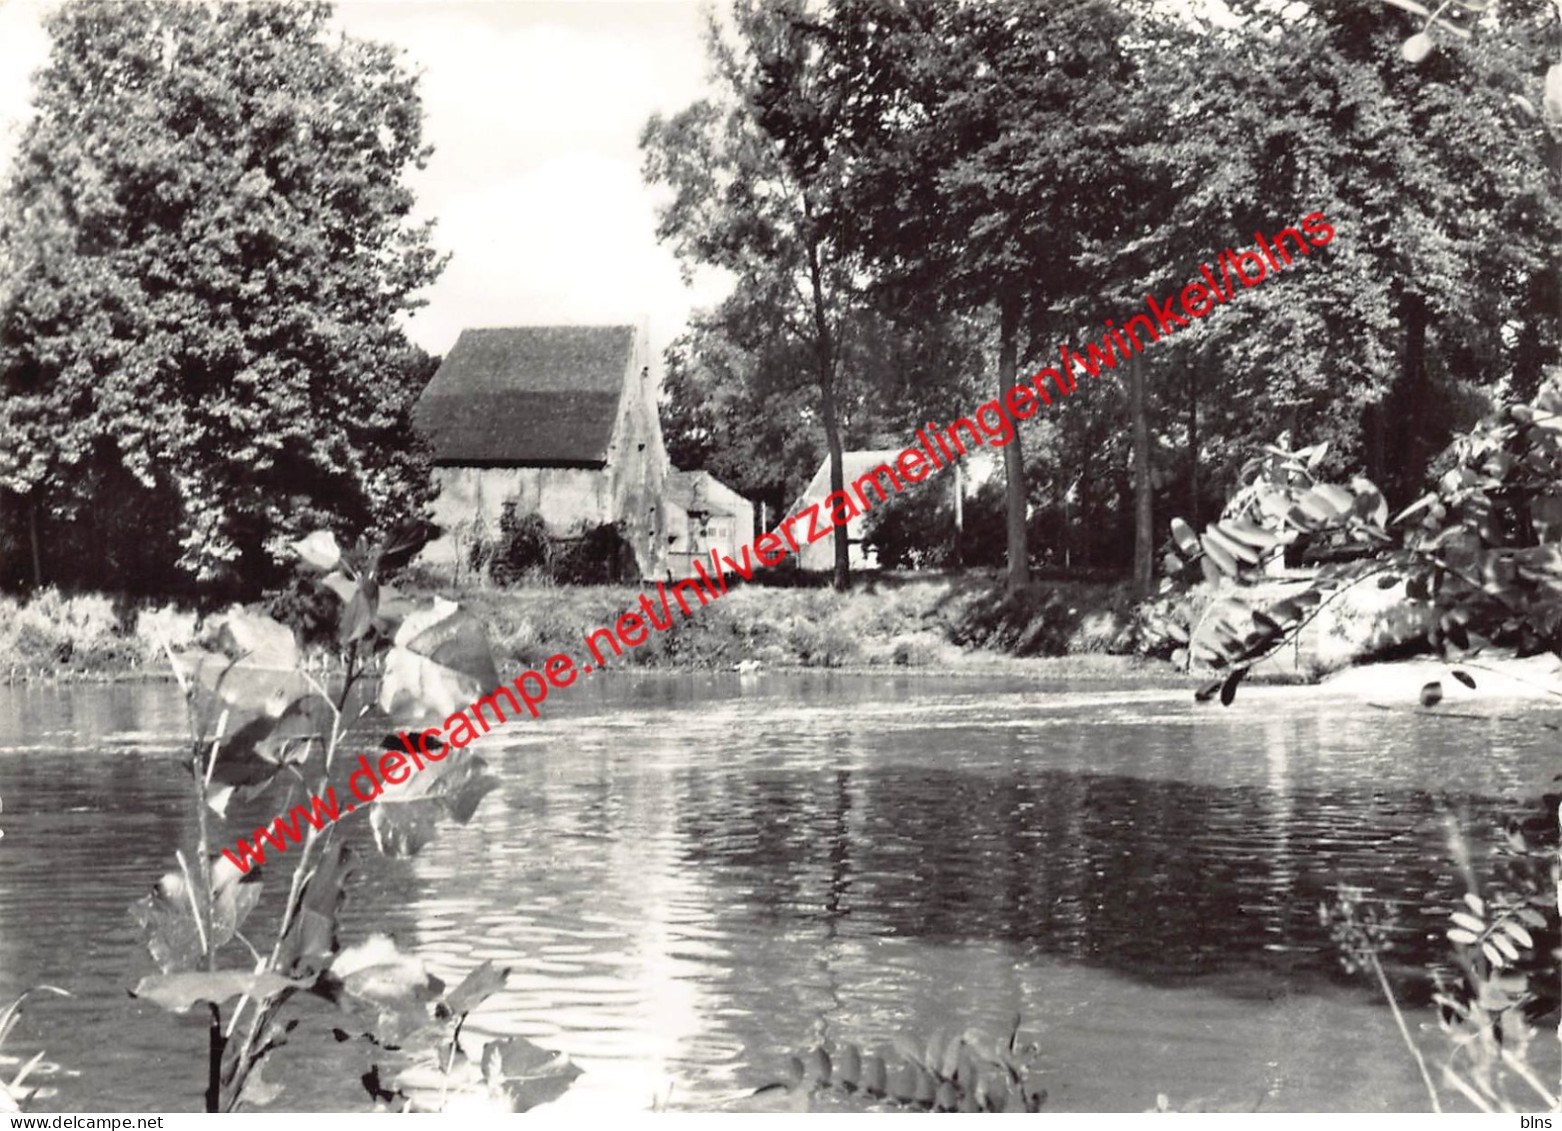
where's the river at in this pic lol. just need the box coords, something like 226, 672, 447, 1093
0, 673, 1555, 1112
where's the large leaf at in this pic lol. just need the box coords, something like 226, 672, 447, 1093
1208, 523, 1260, 565
390, 1032, 579, 1114
276, 840, 351, 977
1544, 61, 1562, 125
442, 961, 509, 1020
1222, 517, 1279, 550
380, 599, 500, 721
369, 754, 500, 858
131, 971, 300, 1013
482, 1035, 583, 1112
320, 934, 445, 1046
368, 799, 440, 859
320, 571, 358, 605
237, 1061, 286, 1108
394, 1052, 487, 1112
1200, 531, 1239, 576
1219, 667, 1246, 707
205, 699, 332, 813
292, 531, 342, 572
375, 519, 438, 579
1169, 516, 1200, 557
129, 858, 262, 973
174, 611, 310, 716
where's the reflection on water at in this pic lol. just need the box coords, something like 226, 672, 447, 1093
0, 674, 1555, 1111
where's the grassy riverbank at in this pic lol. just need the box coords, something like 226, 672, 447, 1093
1, 574, 1163, 682
1, 568, 1439, 688
424, 573, 1155, 674
0, 589, 198, 682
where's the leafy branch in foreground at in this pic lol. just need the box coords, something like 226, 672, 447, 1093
741, 1020, 1047, 1112
1321, 797, 1558, 1114
126, 527, 577, 1111
1150, 381, 1562, 705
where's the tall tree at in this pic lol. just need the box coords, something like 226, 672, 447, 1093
830, 0, 1139, 591
1116, 0, 1562, 505
643, 0, 862, 589
0, 0, 443, 594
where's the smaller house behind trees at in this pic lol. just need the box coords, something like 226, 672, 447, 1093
665, 469, 756, 578
788, 450, 904, 571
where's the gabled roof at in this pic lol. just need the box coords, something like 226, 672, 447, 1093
666, 469, 742, 518
413, 326, 636, 466
795, 450, 905, 508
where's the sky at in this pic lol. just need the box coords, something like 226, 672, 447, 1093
0, 0, 728, 362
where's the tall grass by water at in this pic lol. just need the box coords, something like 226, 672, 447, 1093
0, 590, 196, 682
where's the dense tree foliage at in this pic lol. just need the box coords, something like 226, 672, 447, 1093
642, 0, 870, 588
0, 0, 444, 596
654, 0, 1560, 585
1118, 0, 1562, 504
828, 0, 1142, 590
660, 302, 988, 524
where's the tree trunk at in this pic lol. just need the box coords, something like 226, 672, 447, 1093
952, 460, 964, 564
822, 383, 849, 589
801, 205, 848, 591
1076, 424, 1093, 569
1187, 353, 1200, 531
1393, 291, 1429, 506
1367, 291, 1429, 507
1130, 350, 1153, 598
1363, 400, 1386, 496
28, 496, 42, 589
997, 297, 1028, 592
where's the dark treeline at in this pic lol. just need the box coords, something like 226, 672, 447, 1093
0, 0, 1554, 603
644, 0, 1562, 592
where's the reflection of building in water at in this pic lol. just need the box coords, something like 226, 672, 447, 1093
664, 469, 755, 580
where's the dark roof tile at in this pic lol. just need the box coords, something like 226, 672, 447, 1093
414, 326, 635, 465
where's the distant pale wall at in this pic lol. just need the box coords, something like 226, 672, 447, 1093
665, 472, 756, 579
795, 508, 876, 572
421, 466, 613, 568
785, 453, 901, 572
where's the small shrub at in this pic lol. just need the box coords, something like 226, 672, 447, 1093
1065, 609, 1131, 654
785, 617, 862, 667
463, 517, 497, 582
265, 574, 341, 648
133, 604, 199, 660
949, 586, 1074, 656
393, 561, 455, 592
2, 589, 131, 670
491, 505, 551, 586
552, 522, 633, 585
890, 636, 939, 666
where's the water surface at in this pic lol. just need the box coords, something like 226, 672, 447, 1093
0, 673, 1554, 1112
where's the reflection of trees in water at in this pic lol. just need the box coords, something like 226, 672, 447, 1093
672, 760, 1511, 993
